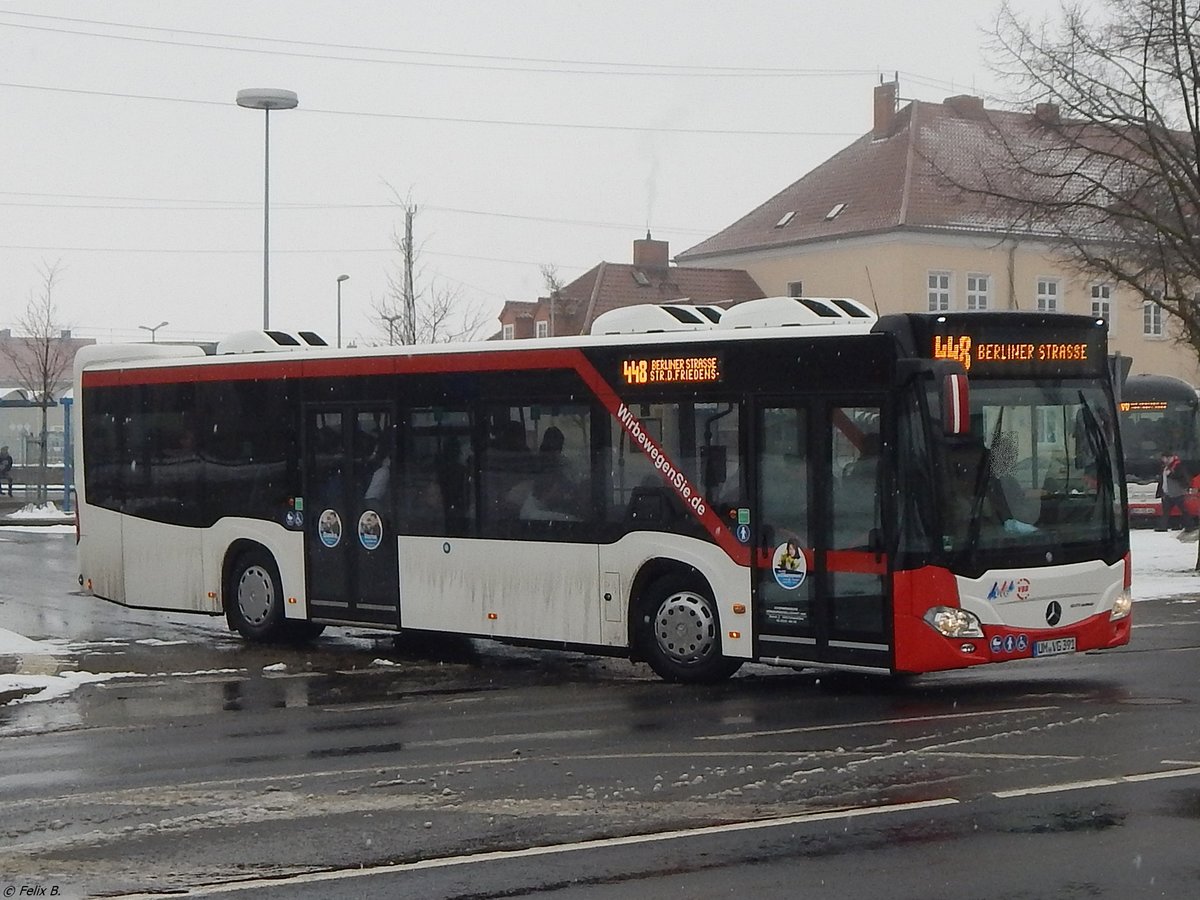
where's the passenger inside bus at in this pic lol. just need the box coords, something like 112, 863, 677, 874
834, 431, 881, 549
989, 432, 1039, 533
519, 426, 582, 521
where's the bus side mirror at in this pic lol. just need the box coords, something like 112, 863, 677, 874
943, 372, 970, 436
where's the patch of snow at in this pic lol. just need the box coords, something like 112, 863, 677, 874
262, 662, 289, 672
0, 670, 138, 705
1130, 528, 1200, 600
5, 501, 67, 518
0, 522, 75, 534
0, 628, 66, 656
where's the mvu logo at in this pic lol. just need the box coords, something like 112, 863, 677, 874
988, 579, 1017, 601
933, 336, 973, 371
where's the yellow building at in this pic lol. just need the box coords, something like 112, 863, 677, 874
676, 81, 1198, 385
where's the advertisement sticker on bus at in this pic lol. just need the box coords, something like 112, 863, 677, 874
771, 541, 807, 590
358, 510, 383, 551
318, 509, 342, 548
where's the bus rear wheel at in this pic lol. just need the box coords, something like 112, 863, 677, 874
227, 549, 286, 642
640, 574, 742, 684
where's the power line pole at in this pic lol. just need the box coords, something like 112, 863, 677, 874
403, 206, 416, 345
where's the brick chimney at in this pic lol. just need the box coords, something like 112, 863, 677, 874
633, 232, 669, 269
873, 80, 898, 138
1034, 102, 1060, 124
945, 94, 986, 119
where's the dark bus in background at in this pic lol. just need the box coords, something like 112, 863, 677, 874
1119, 373, 1200, 526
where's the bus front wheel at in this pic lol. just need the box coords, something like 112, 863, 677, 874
227, 549, 286, 642
639, 574, 742, 684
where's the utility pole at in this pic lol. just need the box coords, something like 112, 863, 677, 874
402, 206, 416, 345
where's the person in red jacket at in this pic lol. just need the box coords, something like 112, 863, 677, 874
1156, 451, 1196, 531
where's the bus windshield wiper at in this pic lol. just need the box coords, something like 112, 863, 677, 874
1078, 391, 1115, 528
963, 409, 1005, 556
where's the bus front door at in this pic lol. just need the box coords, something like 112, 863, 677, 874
754, 401, 893, 671
304, 405, 400, 628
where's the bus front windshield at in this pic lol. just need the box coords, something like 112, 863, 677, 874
938, 381, 1124, 558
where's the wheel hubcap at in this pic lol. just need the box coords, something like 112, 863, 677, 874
238, 565, 275, 626
654, 591, 717, 664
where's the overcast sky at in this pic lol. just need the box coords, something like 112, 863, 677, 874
0, 0, 1067, 346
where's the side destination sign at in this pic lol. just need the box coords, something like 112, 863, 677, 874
621, 354, 721, 386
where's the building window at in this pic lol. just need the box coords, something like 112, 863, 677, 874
1036, 278, 1060, 312
1143, 298, 1164, 338
502, 323, 514, 340
966, 273, 991, 311
927, 271, 951, 311
1090, 284, 1112, 323
535, 320, 549, 339
787, 280, 804, 298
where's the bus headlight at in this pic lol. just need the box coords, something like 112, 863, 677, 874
1110, 589, 1132, 621
924, 606, 985, 638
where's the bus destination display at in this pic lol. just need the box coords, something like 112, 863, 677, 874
621, 354, 721, 386
931, 334, 1099, 374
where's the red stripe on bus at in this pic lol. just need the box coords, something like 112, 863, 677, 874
80, 347, 591, 388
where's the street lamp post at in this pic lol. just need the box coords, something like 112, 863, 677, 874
336, 274, 349, 348
382, 313, 403, 347
138, 321, 169, 343
236, 88, 298, 331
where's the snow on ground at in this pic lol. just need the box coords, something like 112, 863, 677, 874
3, 501, 70, 520
0, 529, 1196, 707
1129, 527, 1200, 601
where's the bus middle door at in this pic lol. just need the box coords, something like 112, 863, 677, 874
304, 405, 400, 628
753, 400, 893, 670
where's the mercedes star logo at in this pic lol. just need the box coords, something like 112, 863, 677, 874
1045, 601, 1062, 626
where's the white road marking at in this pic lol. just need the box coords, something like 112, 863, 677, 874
106, 797, 961, 898
697, 705, 1060, 740
994, 765, 1200, 797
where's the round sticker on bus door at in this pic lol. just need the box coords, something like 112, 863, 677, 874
317, 509, 343, 548
358, 510, 383, 551
771, 541, 807, 590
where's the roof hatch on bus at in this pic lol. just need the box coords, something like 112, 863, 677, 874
589, 303, 724, 335
717, 296, 877, 329
215, 330, 329, 354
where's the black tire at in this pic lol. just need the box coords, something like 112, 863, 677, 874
226, 548, 287, 642
638, 573, 743, 684
285, 621, 326, 642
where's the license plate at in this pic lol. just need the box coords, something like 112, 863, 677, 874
1033, 636, 1076, 657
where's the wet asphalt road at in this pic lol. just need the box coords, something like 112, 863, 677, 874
1, 529, 1199, 899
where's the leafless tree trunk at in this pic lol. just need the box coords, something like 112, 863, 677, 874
370, 190, 489, 346
540, 264, 565, 337
0, 262, 72, 504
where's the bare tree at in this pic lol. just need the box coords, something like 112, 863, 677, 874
369, 191, 489, 346
540, 264, 565, 336
941, 1, 1200, 352
936, 0, 1200, 565
0, 262, 73, 503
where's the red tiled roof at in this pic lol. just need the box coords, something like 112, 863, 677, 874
677, 95, 1090, 261
568, 262, 763, 334
494, 240, 764, 336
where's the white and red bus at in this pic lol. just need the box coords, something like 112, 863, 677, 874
1118, 373, 1200, 527
72, 300, 1131, 682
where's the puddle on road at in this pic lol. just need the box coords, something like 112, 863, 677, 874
0, 630, 647, 736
